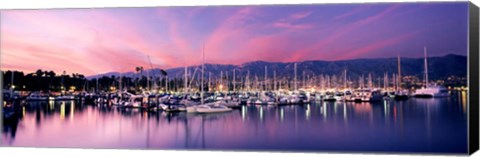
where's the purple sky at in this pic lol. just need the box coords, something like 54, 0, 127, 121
0, 2, 469, 75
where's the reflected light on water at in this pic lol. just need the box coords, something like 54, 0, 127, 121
323, 102, 327, 119
259, 106, 264, 121
22, 107, 26, 117
461, 91, 467, 114
334, 103, 338, 114
383, 101, 388, 117
49, 101, 54, 110
60, 102, 65, 120
1, 95, 468, 153
241, 106, 246, 121
305, 105, 311, 120
280, 108, 284, 122
70, 102, 75, 120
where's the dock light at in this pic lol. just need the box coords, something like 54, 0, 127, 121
11, 85, 15, 89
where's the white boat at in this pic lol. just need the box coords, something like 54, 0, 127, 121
394, 89, 410, 100
413, 86, 449, 98
217, 100, 241, 108
160, 103, 187, 112
181, 99, 201, 113
323, 91, 337, 101
413, 47, 450, 98
124, 95, 143, 108
55, 95, 76, 101
277, 96, 289, 105
196, 104, 232, 113
186, 105, 198, 113
26, 92, 49, 101
352, 89, 383, 102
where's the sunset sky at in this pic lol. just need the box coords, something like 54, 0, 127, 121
0, 2, 468, 76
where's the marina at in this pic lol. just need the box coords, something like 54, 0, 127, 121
1, 91, 468, 153
1, 46, 468, 153
0, 3, 471, 154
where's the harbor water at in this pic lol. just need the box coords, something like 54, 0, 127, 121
1, 91, 468, 154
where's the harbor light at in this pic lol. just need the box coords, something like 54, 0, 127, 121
219, 85, 224, 91
11, 85, 15, 89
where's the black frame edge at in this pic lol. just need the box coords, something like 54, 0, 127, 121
469, 1, 479, 155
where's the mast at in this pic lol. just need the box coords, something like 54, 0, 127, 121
273, 70, 276, 91
165, 76, 168, 93
208, 72, 211, 92
220, 71, 223, 92
233, 69, 236, 92
201, 43, 205, 104
226, 71, 229, 92
246, 71, 250, 91
294, 63, 297, 91
96, 74, 99, 93
424, 46, 428, 88
397, 55, 401, 91
264, 66, 267, 91
344, 69, 347, 90
119, 72, 122, 92
10, 71, 14, 96
303, 71, 306, 89
368, 73, 372, 89
184, 64, 188, 93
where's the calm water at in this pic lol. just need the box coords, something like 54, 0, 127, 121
1, 91, 468, 154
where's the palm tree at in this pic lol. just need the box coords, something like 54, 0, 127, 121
135, 66, 144, 90
35, 69, 44, 91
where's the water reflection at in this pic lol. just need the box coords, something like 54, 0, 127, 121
1, 93, 468, 153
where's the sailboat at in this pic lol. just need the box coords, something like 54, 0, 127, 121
394, 55, 409, 100
192, 43, 232, 114
413, 47, 450, 98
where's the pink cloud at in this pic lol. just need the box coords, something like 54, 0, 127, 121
289, 11, 313, 19
288, 4, 401, 62
334, 31, 422, 60
334, 6, 370, 20
272, 21, 313, 29
205, 7, 256, 59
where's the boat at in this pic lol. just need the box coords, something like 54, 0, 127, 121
352, 89, 383, 102
26, 92, 50, 101
323, 91, 337, 101
160, 103, 187, 112
195, 104, 232, 113
123, 94, 143, 108
413, 86, 449, 98
191, 43, 230, 114
54, 95, 76, 101
413, 47, 450, 98
394, 89, 410, 100
180, 99, 201, 113
217, 99, 241, 109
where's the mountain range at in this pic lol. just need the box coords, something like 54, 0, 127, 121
87, 54, 467, 81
